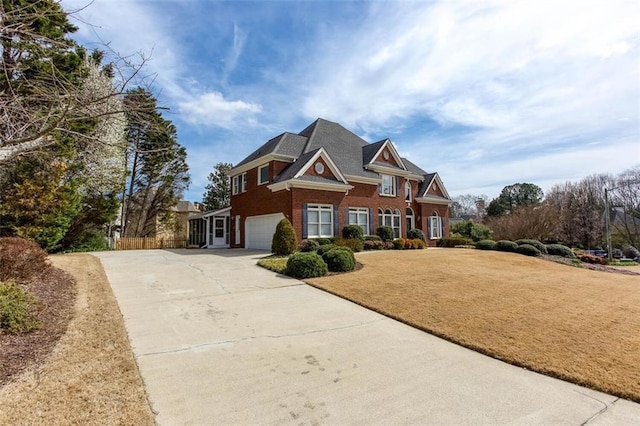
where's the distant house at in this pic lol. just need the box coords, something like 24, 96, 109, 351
191, 118, 452, 249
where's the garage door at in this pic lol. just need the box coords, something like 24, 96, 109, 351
245, 213, 285, 250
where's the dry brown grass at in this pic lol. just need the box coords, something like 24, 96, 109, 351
0, 254, 154, 425
306, 249, 640, 402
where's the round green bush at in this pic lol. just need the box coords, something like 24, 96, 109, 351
322, 248, 356, 272
298, 239, 320, 252
495, 240, 518, 252
515, 244, 541, 257
475, 240, 497, 250
364, 235, 382, 241
342, 225, 364, 241
271, 219, 297, 256
515, 239, 547, 254
314, 238, 332, 245
407, 228, 426, 242
376, 226, 395, 242
286, 252, 328, 278
316, 244, 337, 256
546, 244, 576, 258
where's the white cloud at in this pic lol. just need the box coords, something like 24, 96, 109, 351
178, 92, 262, 128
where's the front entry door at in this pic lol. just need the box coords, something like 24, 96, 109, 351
213, 217, 226, 246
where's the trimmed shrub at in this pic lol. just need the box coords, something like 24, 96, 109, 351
403, 239, 413, 249
286, 252, 328, 279
335, 238, 364, 253
364, 240, 384, 250
298, 239, 320, 253
376, 226, 395, 242
271, 218, 297, 256
393, 238, 405, 250
328, 237, 340, 244
622, 245, 640, 259
475, 240, 497, 250
314, 238, 332, 245
407, 228, 426, 242
412, 239, 426, 249
515, 239, 548, 254
0, 237, 50, 282
364, 235, 382, 241
342, 225, 364, 241
322, 248, 356, 272
515, 244, 541, 257
316, 244, 337, 256
546, 244, 576, 258
496, 240, 518, 252
0, 280, 42, 333
384, 242, 395, 250
436, 236, 473, 248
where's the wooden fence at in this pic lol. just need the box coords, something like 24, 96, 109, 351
115, 237, 188, 250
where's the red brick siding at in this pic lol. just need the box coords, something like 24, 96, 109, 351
303, 158, 338, 181
231, 162, 449, 248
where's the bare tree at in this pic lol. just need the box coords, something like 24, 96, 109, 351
0, 0, 151, 162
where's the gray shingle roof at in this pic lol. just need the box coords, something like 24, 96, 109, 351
417, 172, 436, 196
402, 157, 428, 176
362, 140, 385, 165
234, 118, 436, 185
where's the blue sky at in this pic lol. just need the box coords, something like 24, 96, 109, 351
61, 0, 640, 202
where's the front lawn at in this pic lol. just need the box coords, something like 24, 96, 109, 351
305, 249, 640, 403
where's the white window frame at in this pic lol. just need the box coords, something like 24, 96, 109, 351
307, 204, 333, 238
232, 173, 247, 194
405, 181, 412, 202
406, 207, 415, 232
348, 207, 369, 235
430, 215, 443, 239
258, 164, 269, 185
379, 174, 396, 197
378, 208, 401, 238
232, 176, 239, 195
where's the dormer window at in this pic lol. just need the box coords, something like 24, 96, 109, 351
379, 174, 396, 196
232, 173, 247, 195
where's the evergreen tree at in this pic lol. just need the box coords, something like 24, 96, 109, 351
122, 88, 190, 237
486, 183, 543, 217
203, 162, 232, 210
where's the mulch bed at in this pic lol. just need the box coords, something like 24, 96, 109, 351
0, 267, 76, 386
542, 254, 640, 276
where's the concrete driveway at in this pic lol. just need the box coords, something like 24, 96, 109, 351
95, 249, 640, 425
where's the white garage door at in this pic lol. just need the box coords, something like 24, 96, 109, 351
245, 213, 285, 250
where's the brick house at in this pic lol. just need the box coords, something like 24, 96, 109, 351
197, 118, 452, 249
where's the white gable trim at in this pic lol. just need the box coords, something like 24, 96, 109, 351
293, 148, 349, 184
420, 173, 451, 199
366, 163, 423, 180
267, 179, 353, 193
368, 139, 406, 170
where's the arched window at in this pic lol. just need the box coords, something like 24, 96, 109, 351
405, 181, 412, 202
406, 207, 415, 233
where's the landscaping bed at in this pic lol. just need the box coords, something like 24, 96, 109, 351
306, 249, 640, 403
0, 254, 154, 425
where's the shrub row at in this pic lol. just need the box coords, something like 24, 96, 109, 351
436, 236, 473, 248
392, 238, 426, 250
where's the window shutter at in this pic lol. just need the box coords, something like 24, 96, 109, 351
302, 204, 308, 239
395, 177, 400, 196
427, 217, 431, 239
368, 209, 374, 235
346, 207, 350, 224
333, 205, 339, 237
